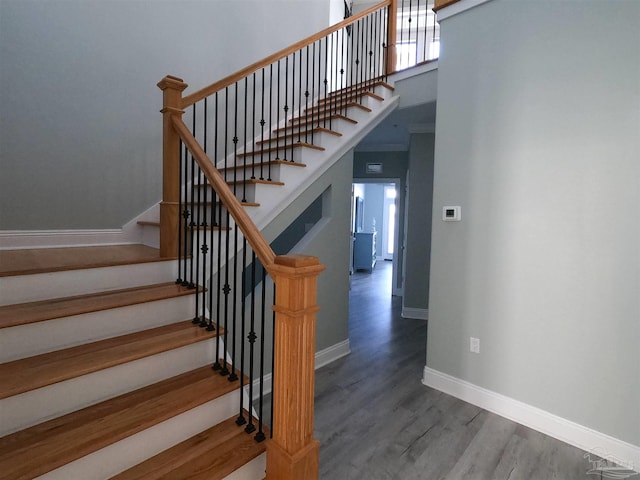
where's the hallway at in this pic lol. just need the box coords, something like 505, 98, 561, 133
313, 261, 597, 479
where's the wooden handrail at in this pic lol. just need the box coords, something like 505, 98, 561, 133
169, 115, 277, 270
181, 0, 392, 108
433, 0, 461, 12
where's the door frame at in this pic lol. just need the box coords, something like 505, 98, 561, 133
352, 177, 403, 296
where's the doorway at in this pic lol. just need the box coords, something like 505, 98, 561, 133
351, 179, 403, 296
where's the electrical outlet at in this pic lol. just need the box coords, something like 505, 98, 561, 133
470, 337, 480, 354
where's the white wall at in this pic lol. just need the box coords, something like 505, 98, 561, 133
428, 0, 639, 451
0, 0, 331, 230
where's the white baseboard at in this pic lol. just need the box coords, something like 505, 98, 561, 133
422, 366, 640, 472
401, 307, 428, 320
0, 203, 161, 250
0, 229, 140, 250
251, 339, 351, 400
315, 339, 351, 370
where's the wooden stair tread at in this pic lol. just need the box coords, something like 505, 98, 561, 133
318, 90, 385, 105
226, 178, 285, 187
0, 282, 197, 329
0, 366, 240, 480
0, 244, 166, 278
327, 79, 394, 97
261, 127, 342, 143
0, 319, 216, 399
304, 101, 373, 115
111, 415, 267, 480
237, 142, 324, 157
137, 220, 229, 231
220, 159, 306, 173
275, 113, 358, 132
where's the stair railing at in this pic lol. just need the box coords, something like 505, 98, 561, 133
395, 0, 440, 70
159, 76, 325, 479
156, 2, 435, 478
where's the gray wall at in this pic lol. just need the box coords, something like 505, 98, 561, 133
0, 0, 331, 230
354, 150, 409, 293
428, 0, 639, 446
404, 133, 434, 311
263, 150, 354, 353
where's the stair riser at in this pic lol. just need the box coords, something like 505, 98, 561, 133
0, 296, 195, 363
285, 117, 359, 138
35, 390, 241, 480
307, 93, 380, 114
223, 453, 267, 480
0, 339, 217, 436
256, 130, 336, 149
327, 82, 394, 100
221, 163, 289, 185
140, 224, 159, 249
0, 260, 178, 306
238, 147, 305, 164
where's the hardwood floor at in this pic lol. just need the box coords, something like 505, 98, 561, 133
313, 261, 597, 479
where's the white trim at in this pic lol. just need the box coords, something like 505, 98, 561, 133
391, 61, 438, 82
315, 339, 351, 370
252, 339, 351, 400
436, 0, 493, 22
0, 202, 160, 250
402, 307, 429, 320
422, 367, 640, 471
0, 229, 139, 250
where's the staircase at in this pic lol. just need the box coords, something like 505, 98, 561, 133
0, 79, 396, 479
0, 246, 267, 479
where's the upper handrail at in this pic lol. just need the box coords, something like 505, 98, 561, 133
181, 0, 392, 108
169, 115, 277, 270
433, 0, 460, 12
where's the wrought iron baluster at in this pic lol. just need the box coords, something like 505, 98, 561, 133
243, 76, 248, 203
283, 57, 288, 161
298, 47, 303, 145
304, 45, 309, 144
255, 266, 268, 442
237, 237, 248, 426
291, 51, 296, 163
276, 60, 281, 161
176, 139, 184, 285
324, 36, 329, 129
340, 25, 346, 116
228, 222, 239, 382
270, 281, 276, 439
268, 65, 273, 181
198, 98, 209, 328
252, 72, 262, 180
245, 251, 257, 435
188, 106, 196, 290
259, 69, 265, 181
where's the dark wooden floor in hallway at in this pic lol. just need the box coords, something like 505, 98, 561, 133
312, 261, 596, 480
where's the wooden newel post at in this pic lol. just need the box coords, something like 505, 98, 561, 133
387, 0, 398, 75
157, 75, 188, 258
266, 254, 325, 480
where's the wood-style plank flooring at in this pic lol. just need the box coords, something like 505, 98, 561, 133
276, 261, 602, 479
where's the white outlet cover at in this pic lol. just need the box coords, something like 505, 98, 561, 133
470, 337, 480, 353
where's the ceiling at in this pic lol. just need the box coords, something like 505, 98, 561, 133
356, 101, 437, 151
